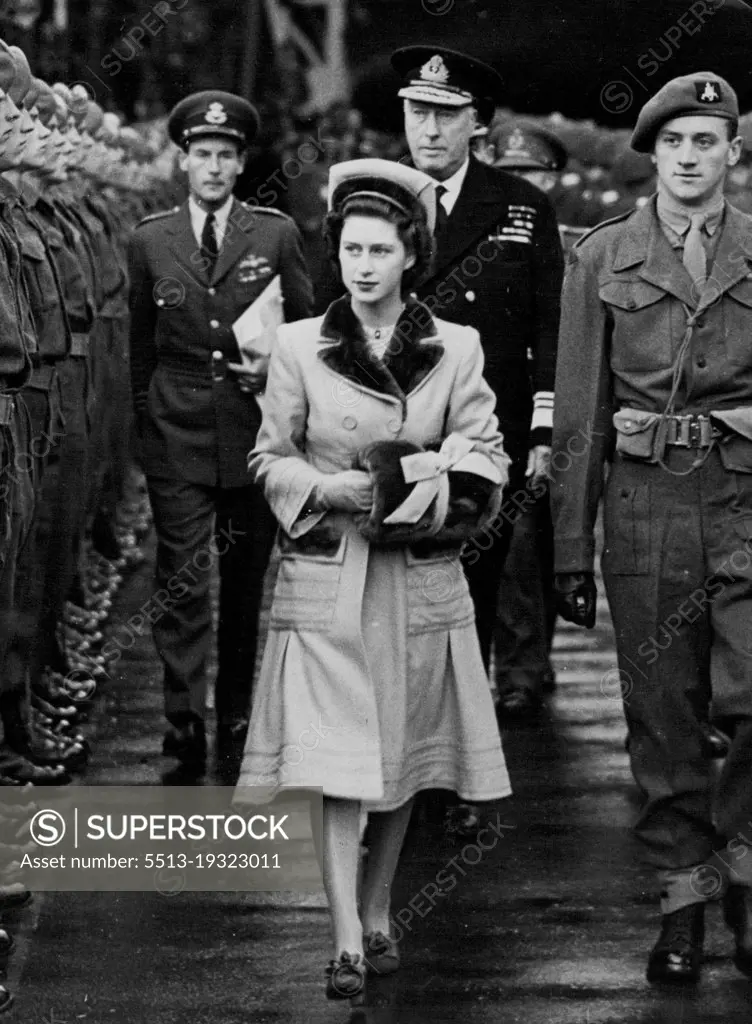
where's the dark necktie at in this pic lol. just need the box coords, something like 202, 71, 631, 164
201, 211, 218, 277
435, 184, 449, 240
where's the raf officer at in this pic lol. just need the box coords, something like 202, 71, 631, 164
129, 91, 313, 774
551, 73, 752, 985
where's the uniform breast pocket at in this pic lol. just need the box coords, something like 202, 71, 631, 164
723, 277, 752, 366
599, 279, 673, 371
18, 234, 59, 317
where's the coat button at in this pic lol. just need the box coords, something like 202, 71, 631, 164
465, 290, 476, 302
388, 418, 401, 433
696, 356, 707, 368
626, 298, 637, 309
210, 319, 220, 328
342, 415, 357, 430
212, 350, 223, 360
208, 287, 216, 295
156, 298, 165, 307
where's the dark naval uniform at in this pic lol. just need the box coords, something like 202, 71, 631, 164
128, 91, 313, 758
415, 157, 562, 667
551, 71, 752, 986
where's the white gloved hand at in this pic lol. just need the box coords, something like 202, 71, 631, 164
316, 471, 374, 513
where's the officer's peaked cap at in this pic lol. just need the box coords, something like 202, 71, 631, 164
391, 46, 503, 115
168, 90, 260, 149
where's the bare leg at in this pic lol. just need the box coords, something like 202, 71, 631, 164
360, 797, 415, 935
323, 796, 363, 956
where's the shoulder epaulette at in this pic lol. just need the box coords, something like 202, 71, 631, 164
136, 206, 179, 227
574, 210, 632, 249
240, 203, 291, 221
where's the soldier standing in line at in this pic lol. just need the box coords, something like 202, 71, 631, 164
552, 73, 752, 985
129, 91, 313, 775
389, 46, 563, 833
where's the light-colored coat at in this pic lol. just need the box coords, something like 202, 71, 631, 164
237, 297, 511, 807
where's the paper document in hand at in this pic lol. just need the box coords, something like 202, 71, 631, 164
232, 274, 285, 364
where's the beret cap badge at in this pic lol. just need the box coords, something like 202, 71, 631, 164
696, 81, 721, 103
420, 55, 450, 84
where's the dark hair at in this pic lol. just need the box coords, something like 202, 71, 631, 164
727, 117, 739, 141
324, 193, 434, 295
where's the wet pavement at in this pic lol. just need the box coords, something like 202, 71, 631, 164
5, 544, 752, 1023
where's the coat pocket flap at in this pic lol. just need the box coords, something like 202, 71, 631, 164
599, 280, 665, 311
613, 409, 659, 435
711, 408, 752, 442
727, 277, 752, 310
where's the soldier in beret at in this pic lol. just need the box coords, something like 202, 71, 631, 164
551, 72, 752, 984
128, 90, 312, 775
389, 45, 563, 831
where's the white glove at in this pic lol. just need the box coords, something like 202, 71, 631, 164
316, 471, 374, 513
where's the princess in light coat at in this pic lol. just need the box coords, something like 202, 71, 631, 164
235, 159, 510, 1000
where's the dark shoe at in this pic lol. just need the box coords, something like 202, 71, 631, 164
0, 983, 12, 1014
162, 721, 206, 773
443, 802, 480, 838
0, 927, 14, 958
646, 904, 705, 985
364, 930, 400, 975
0, 884, 32, 912
325, 951, 366, 1002
703, 725, 731, 760
723, 884, 752, 977
495, 686, 541, 720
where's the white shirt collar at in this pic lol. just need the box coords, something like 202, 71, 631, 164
436, 158, 470, 215
188, 193, 234, 248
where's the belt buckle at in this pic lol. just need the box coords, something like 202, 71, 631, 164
689, 418, 702, 448
0, 394, 13, 426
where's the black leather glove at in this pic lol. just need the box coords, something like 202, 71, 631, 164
554, 571, 597, 629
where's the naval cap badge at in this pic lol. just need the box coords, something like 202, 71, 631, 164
508, 127, 526, 151
420, 54, 450, 84
205, 101, 228, 125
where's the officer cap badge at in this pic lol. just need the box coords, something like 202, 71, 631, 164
205, 101, 228, 125
420, 55, 450, 84
508, 127, 526, 151
696, 81, 721, 103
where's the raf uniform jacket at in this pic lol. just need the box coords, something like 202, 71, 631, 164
551, 198, 752, 575
414, 156, 563, 467
128, 198, 313, 488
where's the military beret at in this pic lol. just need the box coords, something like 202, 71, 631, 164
82, 101, 104, 136
328, 157, 437, 234
391, 46, 503, 111
0, 41, 16, 97
631, 72, 739, 153
489, 120, 568, 171
7, 46, 31, 106
22, 75, 40, 111
167, 90, 259, 149
34, 79, 58, 126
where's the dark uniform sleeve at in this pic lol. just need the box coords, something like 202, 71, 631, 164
550, 244, 614, 575
279, 219, 313, 324
529, 191, 564, 448
127, 228, 157, 418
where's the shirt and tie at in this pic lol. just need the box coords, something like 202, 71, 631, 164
433, 158, 470, 241
188, 194, 233, 276
656, 192, 725, 296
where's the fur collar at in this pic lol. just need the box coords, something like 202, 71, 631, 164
318, 296, 444, 403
